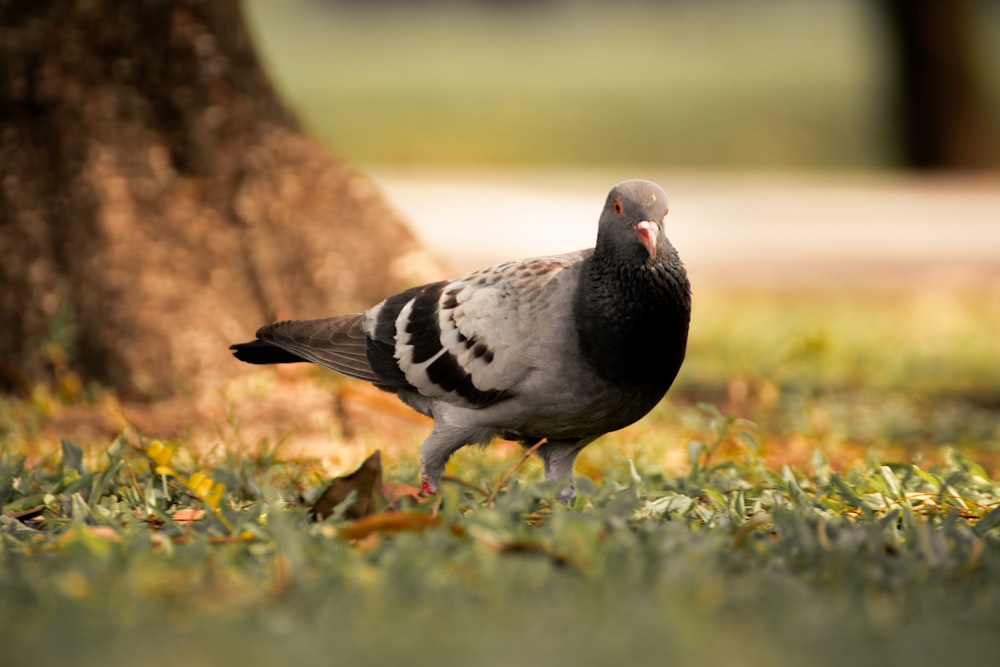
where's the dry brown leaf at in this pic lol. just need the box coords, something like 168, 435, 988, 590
309, 450, 383, 521
84, 525, 122, 542
5, 506, 46, 522
494, 540, 575, 568
381, 481, 422, 506
172, 508, 206, 524
338, 511, 441, 541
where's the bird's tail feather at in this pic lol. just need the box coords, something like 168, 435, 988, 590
231, 314, 380, 383
230, 339, 307, 365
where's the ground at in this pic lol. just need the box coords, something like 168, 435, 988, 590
370, 168, 1000, 289
9, 169, 1000, 475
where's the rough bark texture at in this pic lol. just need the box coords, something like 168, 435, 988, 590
879, 0, 998, 169
0, 0, 443, 399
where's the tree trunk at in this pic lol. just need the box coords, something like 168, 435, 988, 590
0, 0, 443, 399
878, 0, 998, 169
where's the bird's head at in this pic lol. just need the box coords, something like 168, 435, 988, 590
598, 180, 670, 261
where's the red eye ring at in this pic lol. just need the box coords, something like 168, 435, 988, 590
613, 197, 623, 216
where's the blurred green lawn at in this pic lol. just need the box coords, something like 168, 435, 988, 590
242, 0, 999, 168
244, 0, 902, 167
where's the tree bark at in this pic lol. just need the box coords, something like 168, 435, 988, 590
878, 0, 998, 169
0, 0, 443, 399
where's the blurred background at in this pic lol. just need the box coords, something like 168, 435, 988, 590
3, 9, 1000, 663
244, 0, 999, 170
242, 0, 1000, 284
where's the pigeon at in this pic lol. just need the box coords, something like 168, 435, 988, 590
231, 179, 691, 502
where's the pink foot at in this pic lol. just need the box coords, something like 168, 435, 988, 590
419, 475, 437, 496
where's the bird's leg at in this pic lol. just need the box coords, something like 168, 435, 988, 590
419, 474, 436, 496
534, 438, 593, 504
418, 426, 471, 496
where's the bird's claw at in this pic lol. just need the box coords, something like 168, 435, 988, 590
419, 475, 437, 497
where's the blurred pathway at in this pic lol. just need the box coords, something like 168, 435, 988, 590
369, 168, 1000, 290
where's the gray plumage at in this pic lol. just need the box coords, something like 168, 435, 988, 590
231, 179, 691, 502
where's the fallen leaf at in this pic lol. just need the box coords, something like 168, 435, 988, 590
5, 506, 46, 522
338, 511, 441, 541
172, 508, 205, 524
381, 481, 422, 506
309, 450, 383, 521
82, 525, 121, 542
495, 540, 575, 568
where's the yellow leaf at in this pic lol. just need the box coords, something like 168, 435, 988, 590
187, 471, 213, 498
205, 482, 225, 510
147, 440, 174, 468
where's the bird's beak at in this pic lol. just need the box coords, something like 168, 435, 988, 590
634, 221, 658, 259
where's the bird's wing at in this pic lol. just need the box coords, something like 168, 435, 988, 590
363, 251, 588, 408
254, 314, 380, 383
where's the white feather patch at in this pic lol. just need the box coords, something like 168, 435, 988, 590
392, 298, 448, 397
372, 251, 585, 408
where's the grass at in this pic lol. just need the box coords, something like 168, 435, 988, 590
240, 1, 1000, 169
242, 0, 896, 168
2, 288, 1000, 666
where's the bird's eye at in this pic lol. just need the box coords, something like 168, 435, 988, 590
613, 197, 623, 216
